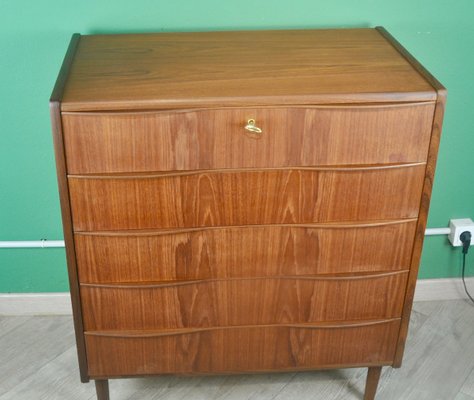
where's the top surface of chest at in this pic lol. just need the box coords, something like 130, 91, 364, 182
60, 28, 435, 112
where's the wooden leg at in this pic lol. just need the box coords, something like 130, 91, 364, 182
95, 379, 110, 400
364, 367, 382, 400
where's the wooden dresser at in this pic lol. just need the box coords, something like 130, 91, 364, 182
50, 28, 446, 400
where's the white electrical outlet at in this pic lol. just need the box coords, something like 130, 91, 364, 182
448, 218, 474, 246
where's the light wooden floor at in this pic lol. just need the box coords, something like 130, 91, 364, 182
1, 300, 474, 400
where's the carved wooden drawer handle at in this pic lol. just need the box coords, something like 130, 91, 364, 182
244, 119, 262, 134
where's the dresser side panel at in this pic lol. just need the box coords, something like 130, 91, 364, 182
393, 90, 447, 366
50, 33, 89, 382
375, 27, 447, 367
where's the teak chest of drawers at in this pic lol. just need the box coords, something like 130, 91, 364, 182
50, 27, 446, 400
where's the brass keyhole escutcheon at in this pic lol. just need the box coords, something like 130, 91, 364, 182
244, 119, 262, 134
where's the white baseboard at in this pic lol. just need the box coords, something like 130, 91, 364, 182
0, 278, 472, 315
0, 293, 71, 316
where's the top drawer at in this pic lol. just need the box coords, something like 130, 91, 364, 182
62, 103, 434, 174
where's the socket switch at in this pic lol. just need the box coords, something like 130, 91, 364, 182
448, 218, 474, 246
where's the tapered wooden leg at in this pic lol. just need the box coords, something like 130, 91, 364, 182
95, 379, 110, 400
364, 367, 382, 400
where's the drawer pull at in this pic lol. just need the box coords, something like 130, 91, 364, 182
244, 119, 262, 134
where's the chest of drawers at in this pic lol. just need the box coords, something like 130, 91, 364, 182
50, 27, 446, 400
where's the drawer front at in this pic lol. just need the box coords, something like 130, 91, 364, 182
69, 166, 425, 231
85, 320, 400, 377
81, 272, 408, 331
75, 221, 417, 283
62, 104, 435, 174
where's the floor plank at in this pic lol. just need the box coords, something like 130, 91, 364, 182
0, 316, 75, 396
1, 301, 474, 400
377, 300, 474, 400
0, 316, 32, 339
459, 366, 474, 398
455, 393, 474, 400
0, 347, 92, 400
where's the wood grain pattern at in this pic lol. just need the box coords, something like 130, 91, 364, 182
84, 320, 400, 377
60, 29, 436, 112
75, 220, 416, 283
68, 166, 426, 231
62, 104, 435, 174
74, 220, 417, 283
49, 33, 89, 383
80, 272, 408, 331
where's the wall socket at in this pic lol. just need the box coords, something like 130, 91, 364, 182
448, 218, 474, 246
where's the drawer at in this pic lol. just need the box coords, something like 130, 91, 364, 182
80, 271, 408, 331
62, 103, 435, 174
75, 221, 417, 283
85, 319, 400, 377
69, 165, 425, 231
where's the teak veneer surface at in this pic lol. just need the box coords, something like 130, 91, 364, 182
60, 29, 436, 111
84, 320, 401, 377
62, 104, 434, 173
68, 166, 425, 231
74, 221, 417, 283
80, 271, 408, 331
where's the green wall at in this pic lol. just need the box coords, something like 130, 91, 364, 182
1, 0, 473, 292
